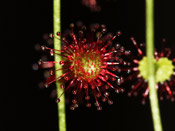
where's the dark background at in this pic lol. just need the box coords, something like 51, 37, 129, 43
6, 0, 175, 131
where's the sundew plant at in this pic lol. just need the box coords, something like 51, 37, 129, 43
36, 0, 175, 131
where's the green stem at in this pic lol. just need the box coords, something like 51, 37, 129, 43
146, 0, 163, 131
53, 0, 66, 131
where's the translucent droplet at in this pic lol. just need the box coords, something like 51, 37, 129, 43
32, 63, 39, 71
104, 85, 109, 90
127, 62, 131, 66
116, 31, 121, 36
41, 45, 46, 50
56, 32, 61, 36
133, 92, 138, 96
49, 33, 54, 38
84, 84, 88, 89
86, 103, 91, 108
128, 92, 132, 97
50, 51, 54, 56
115, 43, 120, 49
127, 69, 131, 74
97, 106, 102, 111
142, 100, 146, 105
97, 82, 102, 87
60, 84, 64, 89
70, 23, 74, 29
96, 93, 101, 98
120, 46, 125, 52
38, 59, 42, 65
45, 83, 49, 88
70, 105, 75, 110
102, 97, 107, 102
115, 89, 119, 94
94, 101, 100, 107
171, 97, 174, 102
160, 96, 163, 101
56, 98, 60, 103
64, 76, 69, 81
50, 70, 54, 75
72, 99, 77, 104
72, 90, 77, 95
108, 100, 113, 105
74, 103, 79, 108
85, 96, 90, 100
120, 88, 125, 93
104, 92, 109, 97
63, 45, 67, 50
111, 77, 116, 81
124, 50, 131, 55
59, 60, 65, 66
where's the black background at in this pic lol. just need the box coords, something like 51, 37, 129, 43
6, 0, 175, 131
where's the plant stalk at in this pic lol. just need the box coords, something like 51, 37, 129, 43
146, 0, 163, 131
53, 0, 66, 131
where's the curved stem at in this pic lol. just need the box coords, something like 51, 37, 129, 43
146, 0, 163, 131
53, 0, 66, 131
